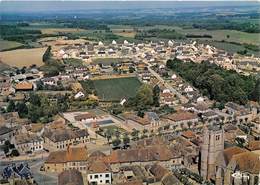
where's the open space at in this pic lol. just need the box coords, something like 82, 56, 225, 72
97, 125, 127, 137
0, 47, 47, 67
0, 40, 24, 51
90, 77, 142, 101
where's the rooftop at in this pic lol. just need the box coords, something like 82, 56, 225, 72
45, 146, 88, 163
164, 111, 198, 122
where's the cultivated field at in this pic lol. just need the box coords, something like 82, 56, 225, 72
91, 77, 141, 101
0, 40, 23, 51
124, 24, 260, 45
0, 47, 47, 67
112, 29, 136, 38
180, 29, 260, 45
40, 28, 86, 34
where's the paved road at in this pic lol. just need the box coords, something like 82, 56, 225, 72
143, 61, 188, 104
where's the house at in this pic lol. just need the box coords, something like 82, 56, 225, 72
14, 133, 43, 154
74, 91, 85, 99
225, 102, 257, 123
58, 169, 84, 185
44, 146, 88, 173
86, 160, 112, 185
122, 113, 156, 131
144, 112, 160, 128
216, 149, 260, 185
163, 111, 199, 130
43, 128, 89, 151
0, 126, 14, 145
15, 82, 34, 92
148, 163, 181, 185
74, 113, 96, 124
42, 78, 57, 86
103, 144, 177, 171
160, 92, 175, 106
2, 163, 32, 180
201, 111, 220, 124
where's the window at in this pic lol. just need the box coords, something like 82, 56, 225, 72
216, 135, 220, 141
106, 180, 110, 183
94, 175, 98, 179
100, 174, 102, 177
90, 175, 92, 179
105, 174, 110, 178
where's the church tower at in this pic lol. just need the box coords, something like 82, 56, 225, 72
200, 125, 224, 181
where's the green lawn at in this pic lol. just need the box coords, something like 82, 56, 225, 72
91, 77, 142, 101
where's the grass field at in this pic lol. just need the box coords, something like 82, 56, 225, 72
91, 77, 141, 101
0, 47, 47, 67
198, 40, 260, 57
112, 28, 136, 38
0, 40, 23, 51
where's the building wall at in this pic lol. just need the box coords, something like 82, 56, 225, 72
201, 127, 224, 181
45, 163, 65, 173
44, 136, 89, 151
87, 172, 112, 185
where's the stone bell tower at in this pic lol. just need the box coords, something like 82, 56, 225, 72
200, 125, 224, 181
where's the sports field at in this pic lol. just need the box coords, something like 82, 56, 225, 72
91, 77, 141, 101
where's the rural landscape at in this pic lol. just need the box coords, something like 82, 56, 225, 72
0, 1, 260, 185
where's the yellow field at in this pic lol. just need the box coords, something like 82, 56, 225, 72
0, 47, 47, 67
40, 28, 85, 34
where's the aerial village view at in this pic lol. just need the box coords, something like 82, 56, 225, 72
0, 1, 259, 185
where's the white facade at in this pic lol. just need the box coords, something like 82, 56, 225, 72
87, 172, 112, 185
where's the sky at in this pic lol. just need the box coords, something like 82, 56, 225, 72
1, 0, 259, 14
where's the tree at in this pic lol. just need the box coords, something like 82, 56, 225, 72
129, 66, 135, 73
112, 138, 121, 148
153, 85, 160, 107
251, 78, 260, 103
131, 129, 139, 140
136, 84, 153, 106
16, 102, 28, 118
123, 134, 130, 147
43, 46, 52, 62
29, 93, 41, 106
226, 34, 230, 39
10, 149, 19, 157
235, 137, 246, 148
187, 121, 192, 128
104, 129, 112, 144
137, 110, 144, 118
7, 100, 15, 112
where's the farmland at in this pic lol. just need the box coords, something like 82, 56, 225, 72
90, 77, 142, 101
0, 40, 23, 51
0, 47, 47, 67
114, 24, 260, 45
40, 28, 86, 35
